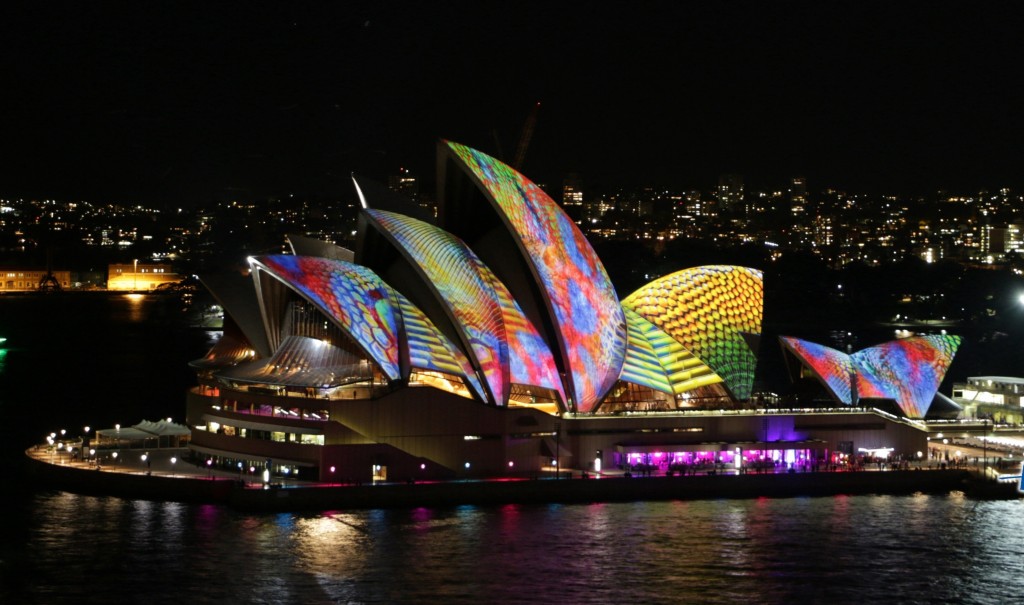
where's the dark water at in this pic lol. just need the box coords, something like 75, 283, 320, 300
0, 293, 214, 446
4, 492, 1024, 604
3, 295, 1024, 604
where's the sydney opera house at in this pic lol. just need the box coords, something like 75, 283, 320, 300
184, 141, 961, 482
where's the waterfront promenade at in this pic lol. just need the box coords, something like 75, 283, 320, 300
24, 442, 1020, 512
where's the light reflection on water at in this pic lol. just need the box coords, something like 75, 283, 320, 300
4, 492, 1024, 605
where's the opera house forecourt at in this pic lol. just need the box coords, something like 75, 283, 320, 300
182, 140, 965, 487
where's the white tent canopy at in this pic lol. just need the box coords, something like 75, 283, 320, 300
133, 419, 191, 436
95, 419, 191, 446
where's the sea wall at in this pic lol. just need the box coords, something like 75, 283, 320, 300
27, 449, 1017, 511
24, 454, 234, 503
226, 469, 992, 512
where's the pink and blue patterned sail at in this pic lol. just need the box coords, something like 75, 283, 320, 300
779, 336, 855, 404
252, 255, 402, 381
851, 335, 961, 418
446, 141, 626, 413
363, 208, 510, 405
482, 264, 565, 402
782, 333, 961, 418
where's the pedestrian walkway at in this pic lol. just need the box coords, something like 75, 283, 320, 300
25, 443, 316, 487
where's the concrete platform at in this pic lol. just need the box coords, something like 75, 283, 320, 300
24, 445, 1021, 511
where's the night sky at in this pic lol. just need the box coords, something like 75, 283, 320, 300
3, 2, 1023, 204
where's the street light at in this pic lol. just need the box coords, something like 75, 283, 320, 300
554, 422, 562, 480
983, 417, 989, 476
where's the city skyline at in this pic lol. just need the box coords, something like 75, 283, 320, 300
4, 3, 1024, 204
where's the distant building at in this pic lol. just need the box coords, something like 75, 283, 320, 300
107, 263, 180, 291
387, 169, 418, 202
790, 177, 807, 216
683, 191, 703, 216
952, 376, 1024, 423
562, 173, 584, 208
980, 224, 1023, 257
813, 215, 833, 247
717, 173, 744, 213
0, 269, 71, 292
389, 169, 436, 218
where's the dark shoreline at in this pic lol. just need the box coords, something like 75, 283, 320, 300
24, 450, 1020, 512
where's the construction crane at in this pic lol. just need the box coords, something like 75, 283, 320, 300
511, 101, 541, 171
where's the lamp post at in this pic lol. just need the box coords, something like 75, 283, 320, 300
554, 422, 561, 480
983, 417, 988, 476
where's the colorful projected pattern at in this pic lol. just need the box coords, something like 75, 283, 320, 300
364, 208, 510, 405
851, 335, 961, 418
622, 266, 763, 400
628, 309, 722, 394
391, 289, 487, 402
779, 336, 855, 404
252, 255, 402, 381
620, 309, 673, 394
483, 266, 566, 402
446, 141, 626, 413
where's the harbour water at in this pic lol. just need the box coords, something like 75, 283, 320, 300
4, 490, 1024, 604
3, 294, 1024, 604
